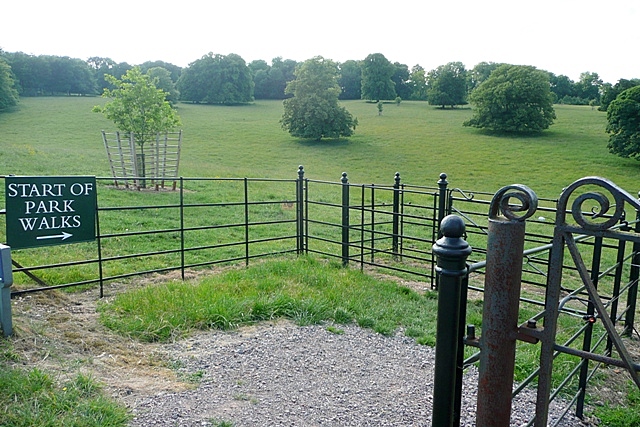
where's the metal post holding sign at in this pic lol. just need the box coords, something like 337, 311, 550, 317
5, 176, 97, 249
0, 244, 13, 337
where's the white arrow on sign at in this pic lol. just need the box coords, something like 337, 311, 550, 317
36, 232, 73, 241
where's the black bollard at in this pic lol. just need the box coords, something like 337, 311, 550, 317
431, 215, 472, 427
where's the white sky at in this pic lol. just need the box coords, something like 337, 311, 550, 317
1, 0, 638, 84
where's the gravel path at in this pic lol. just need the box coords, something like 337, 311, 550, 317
129, 321, 585, 427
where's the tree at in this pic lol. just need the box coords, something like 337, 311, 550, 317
360, 53, 396, 102
548, 73, 575, 103
93, 67, 181, 150
606, 86, 640, 160
408, 65, 428, 101
464, 64, 556, 133
281, 56, 357, 140
250, 57, 297, 99
177, 53, 254, 104
138, 60, 182, 83
600, 78, 640, 111
87, 57, 131, 93
392, 62, 412, 100
574, 71, 602, 103
426, 62, 468, 108
0, 55, 19, 111
146, 67, 180, 104
468, 62, 505, 92
338, 60, 362, 100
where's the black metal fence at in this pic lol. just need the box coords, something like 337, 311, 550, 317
2, 169, 639, 425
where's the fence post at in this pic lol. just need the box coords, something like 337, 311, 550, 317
476, 184, 537, 427
431, 214, 472, 427
296, 166, 305, 255
341, 172, 350, 266
392, 172, 401, 259
437, 173, 449, 237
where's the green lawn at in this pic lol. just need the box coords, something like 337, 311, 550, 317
1, 97, 637, 199
1, 97, 639, 426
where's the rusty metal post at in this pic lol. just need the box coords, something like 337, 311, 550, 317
476, 184, 537, 427
431, 214, 472, 427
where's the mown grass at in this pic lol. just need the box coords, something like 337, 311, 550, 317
2, 97, 640, 425
1, 97, 638, 198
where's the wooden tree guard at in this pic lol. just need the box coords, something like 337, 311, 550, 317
101, 131, 182, 190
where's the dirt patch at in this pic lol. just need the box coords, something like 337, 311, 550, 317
6, 281, 190, 406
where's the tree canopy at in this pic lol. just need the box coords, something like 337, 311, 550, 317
281, 56, 357, 140
146, 67, 180, 104
93, 67, 181, 148
464, 64, 556, 133
600, 78, 640, 112
360, 53, 396, 102
606, 86, 640, 160
0, 55, 19, 111
338, 60, 362, 100
177, 53, 253, 104
249, 57, 297, 100
426, 61, 468, 108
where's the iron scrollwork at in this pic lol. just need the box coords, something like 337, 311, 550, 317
556, 176, 640, 231
489, 184, 538, 222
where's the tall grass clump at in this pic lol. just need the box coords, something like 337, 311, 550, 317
98, 257, 445, 344
0, 366, 130, 427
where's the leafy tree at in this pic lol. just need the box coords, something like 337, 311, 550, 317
87, 57, 131, 93
574, 71, 602, 103
338, 60, 362, 100
146, 67, 180, 104
606, 86, 640, 160
0, 55, 19, 111
600, 78, 640, 111
177, 53, 253, 104
548, 73, 575, 103
408, 65, 428, 101
44, 56, 96, 95
250, 57, 297, 100
360, 53, 396, 102
464, 64, 556, 133
426, 61, 468, 108
468, 62, 505, 92
138, 60, 182, 82
93, 67, 181, 150
392, 62, 412, 100
281, 56, 357, 140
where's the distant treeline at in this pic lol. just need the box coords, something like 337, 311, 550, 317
0, 50, 638, 109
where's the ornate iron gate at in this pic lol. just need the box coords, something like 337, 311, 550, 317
432, 176, 640, 427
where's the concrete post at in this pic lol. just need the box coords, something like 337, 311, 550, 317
0, 244, 14, 337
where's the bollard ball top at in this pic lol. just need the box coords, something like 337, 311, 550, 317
433, 215, 471, 260
440, 214, 465, 238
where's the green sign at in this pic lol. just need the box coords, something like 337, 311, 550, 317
5, 176, 97, 249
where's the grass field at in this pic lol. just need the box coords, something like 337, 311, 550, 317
1, 97, 639, 426
1, 97, 638, 199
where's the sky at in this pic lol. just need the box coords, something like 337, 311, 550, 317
1, 0, 638, 84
